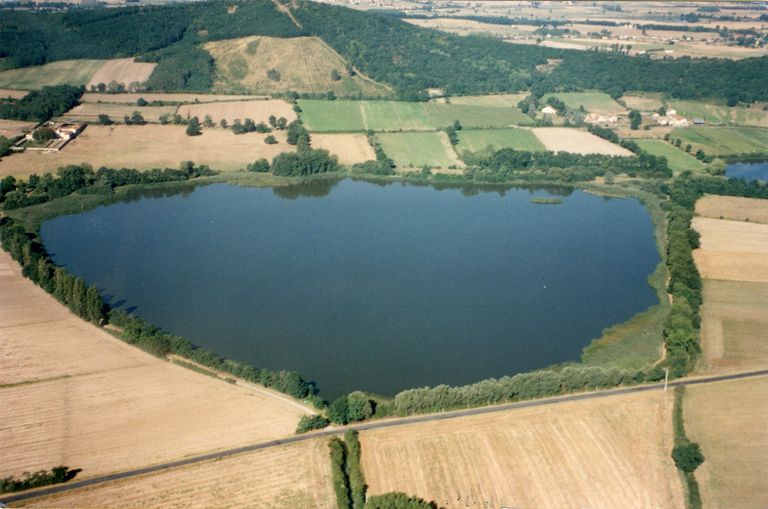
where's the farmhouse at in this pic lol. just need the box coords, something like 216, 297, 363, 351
652, 109, 689, 127
584, 112, 618, 124
13, 121, 87, 153
541, 105, 558, 115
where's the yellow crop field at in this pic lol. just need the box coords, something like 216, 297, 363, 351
532, 127, 633, 156
692, 216, 768, 283
176, 99, 297, 124
310, 133, 376, 164
86, 58, 157, 88
696, 194, 768, 224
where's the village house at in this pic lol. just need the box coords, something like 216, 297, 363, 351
584, 112, 619, 124
14, 121, 87, 153
652, 109, 689, 127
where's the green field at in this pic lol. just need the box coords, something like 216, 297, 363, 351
620, 92, 664, 112
668, 100, 768, 127
0, 60, 105, 89
671, 127, 768, 155
298, 99, 531, 132
456, 128, 545, 154
377, 132, 459, 168
542, 91, 625, 114
636, 140, 705, 174
447, 93, 528, 107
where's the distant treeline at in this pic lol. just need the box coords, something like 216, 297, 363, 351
0, 84, 83, 121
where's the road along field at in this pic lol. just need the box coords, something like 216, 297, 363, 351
0, 60, 105, 90
0, 249, 309, 481
455, 127, 545, 154
692, 216, 768, 283
684, 376, 768, 509
542, 91, 627, 115
671, 127, 768, 156
377, 131, 462, 168
204, 35, 391, 97
176, 99, 297, 124
81, 92, 268, 104
309, 133, 376, 165
59, 103, 178, 123
0, 119, 37, 139
298, 99, 532, 132
0, 125, 293, 177
360, 390, 683, 509
531, 127, 634, 156
635, 139, 705, 174
86, 58, 156, 89
17, 438, 335, 509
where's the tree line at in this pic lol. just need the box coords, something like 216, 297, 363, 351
0, 85, 83, 121
0, 466, 73, 494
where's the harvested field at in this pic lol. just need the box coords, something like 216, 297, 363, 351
671, 127, 768, 156
361, 390, 682, 509
377, 131, 462, 168
0, 88, 29, 99
448, 94, 528, 107
685, 376, 768, 509
176, 99, 296, 124
0, 119, 37, 139
82, 92, 268, 104
204, 36, 391, 97
19, 439, 334, 509
86, 58, 156, 88
0, 249, 308, 481
0, 60, 104, 89
532, 127, 633, 156
0, 125, 293, 177
696, 194, 768, 224
542, 91, 626, 115
60, 102, 178, 123
310, 133, 375, 165
692, 216, 768, 283
456, 128, 545, 154
635, 139, 705, 174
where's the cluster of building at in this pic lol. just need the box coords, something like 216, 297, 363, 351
12, 121, 86, 153
651, 109, 705, 127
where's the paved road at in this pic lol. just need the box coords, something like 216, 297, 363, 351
4, 368, 768, 505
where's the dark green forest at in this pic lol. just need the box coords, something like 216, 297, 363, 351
0, 0, 766, 100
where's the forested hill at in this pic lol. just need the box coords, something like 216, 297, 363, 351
0, 0, 766, 102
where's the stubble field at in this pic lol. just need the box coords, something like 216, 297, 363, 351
532, 127, 634, 156
692, 216, 768, 283
81, 92, 268, 104
176, 99, 297, 124
0, 119, 37, 138
309, 133, 376, 164
86, 58, 157, 88
59, 102, 178, 123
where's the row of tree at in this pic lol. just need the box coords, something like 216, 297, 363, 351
0, 466, 72, 494
0, 85, 83, 121
329, 431, 367, 509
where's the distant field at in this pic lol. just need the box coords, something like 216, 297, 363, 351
448, 93, 528, 107
668, 100, 768, 127
692, 216, 768, 283
543, 91, 626, 114
60, 103, 178, 123
361, 390, 682, 509
82, 92, 268, 104
685, 377, 768, 509
204, 35, 391, 97
532, 127, 633, 155
0, 88, 29, 99
671, 127, 768, 155
620, 93, 664, 111
310, 133, 375, 164
377, 131, 461, 168
20, 439, 335, 509
86, 58, 156, 88
299, 100, 531, 132
636, 139, 705, 174
696, 194, 768, 224
456, 128, 545, 154
0, 60, 104, 89
0, 125, 293, 177
176, 99, 297, 124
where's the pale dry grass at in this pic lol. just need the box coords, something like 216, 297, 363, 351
532, 127, 633, 156
82, 92, 268, 104
0, 88, 29, 99
86, 58, 157, 88
0, 250, 307, 481
0, 119, 37, 138
696, 194, 768, 224
310, 133, 375, 164
361, 391, 683, 509
692, 217, 768, 283
176, 99, 297, 124
20, 439, 335, 509
0, 124, 294, 177
685, 376, 768, 509
60, 102, 178, 123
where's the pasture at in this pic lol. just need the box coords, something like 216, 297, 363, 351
361, 390, 683, 509
377, 131, 461, 168
60, 103, 178, 123
620, 93, 664, 111
456, 128, 545, 153
298, 99, 531, 132
0, 60, 104, 89
0, 249, 308, 481
531, 127, 633, 156
692, 216, 768, 283
87, 58, 156, 88
176, 99, 297, 124
668, 100, 768, 127
635, 139, 705, 174
542, 91, 626, 114
685, 376, 768, 509
0, 125, 293, 177
309, 133, 376, 164
671, 127, 768, 155
204, 36, 391, 97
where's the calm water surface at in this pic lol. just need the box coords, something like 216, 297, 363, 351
41, 180, 660, 398
726, 161, 768, 181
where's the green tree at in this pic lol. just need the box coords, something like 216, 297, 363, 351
296, 414, 330, 433
264, 135, 278, 144
130, 111, 146, 125
203, 115, 214, 128
136, 97, 148, 106
328, 396, 349, 424
186, 116, 202, 136
346, 391, 374, 422
97, 114, 113, 125
673, 442, 705, 473
331, 69, 341, 81
247, 158, 271, 172
365, 492, 434, 509
33, 127, 57, 142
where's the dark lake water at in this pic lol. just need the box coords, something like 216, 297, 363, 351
41, 180, 660, 399
726, 161, 768, 181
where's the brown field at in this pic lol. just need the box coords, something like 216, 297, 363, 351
532, 127, 633, 156
19, 439, 335, 509
0, 88, 29, 99
698, 280, 768, 374
0, 125, 293, 177
696, 194, 768, 224
0, 250, 309, 481
621, 93, 665, 111
361, 390, 682, 509
685, 376, 768, 509
310, 133, 375, 165
176, 99, 297, 124
82, 92, 268, 104
60, 102, 178, 123
0, 119, 37, 138
86, 58, 157, 88
447, 93, 528, 107
692, 216, 768, 283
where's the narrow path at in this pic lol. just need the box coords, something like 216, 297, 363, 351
271, 0, 302, 29
5, 368, 767, 505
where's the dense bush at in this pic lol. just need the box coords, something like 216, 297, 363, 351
329, 437, 351, 509
271, 148, 340, 177
0, 466, 71, 494
295, 414, 330, 433
365, 493, 435, 509
344, 430, 367, 509
673, 442, 705, 473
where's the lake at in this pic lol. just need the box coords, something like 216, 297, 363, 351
41, 179, 660, 399
726, 161, 768, 181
